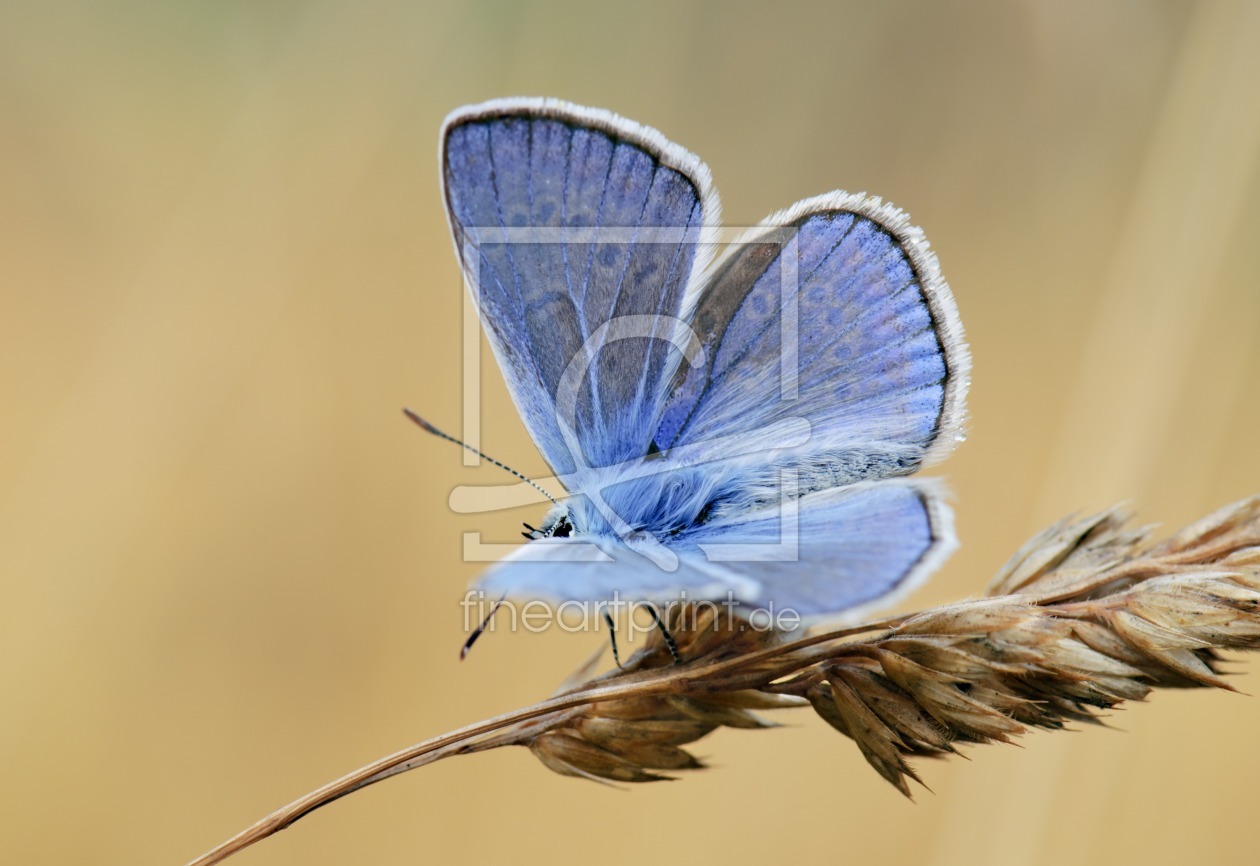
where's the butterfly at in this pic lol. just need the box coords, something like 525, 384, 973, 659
438, 97, 969, 625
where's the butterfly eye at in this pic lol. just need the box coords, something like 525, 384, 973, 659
547, 516, 573, 539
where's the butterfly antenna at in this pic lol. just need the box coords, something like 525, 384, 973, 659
403, 408, 558, 505
460, 594, 507, 660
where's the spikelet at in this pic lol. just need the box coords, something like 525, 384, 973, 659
526, 604, 800, 782
509, 496, 1260, 794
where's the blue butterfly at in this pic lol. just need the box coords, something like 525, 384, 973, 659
439, 97, 969, 624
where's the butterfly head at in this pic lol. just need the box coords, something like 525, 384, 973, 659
524, 508, 574, 540
529, 458, 742, 547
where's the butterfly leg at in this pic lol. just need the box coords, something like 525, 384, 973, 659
602, 611, 625, 669
645, 604, 683, 665
459, 594, 505, 660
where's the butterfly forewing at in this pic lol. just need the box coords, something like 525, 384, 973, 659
441, 99, 715, 478
657, 194, 969, 500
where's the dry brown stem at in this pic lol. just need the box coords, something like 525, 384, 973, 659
185, 495, 1260, 865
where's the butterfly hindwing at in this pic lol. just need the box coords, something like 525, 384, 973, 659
679, 479, 954, 619
473, 480, 952, 621
473, 534, 756, 607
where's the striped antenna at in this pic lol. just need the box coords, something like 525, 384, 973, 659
402, 409, 558, 506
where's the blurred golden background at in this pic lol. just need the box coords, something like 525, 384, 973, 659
4, 2, 1260, 864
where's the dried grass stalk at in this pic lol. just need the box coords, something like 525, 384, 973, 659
186, 496, 1260, 865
